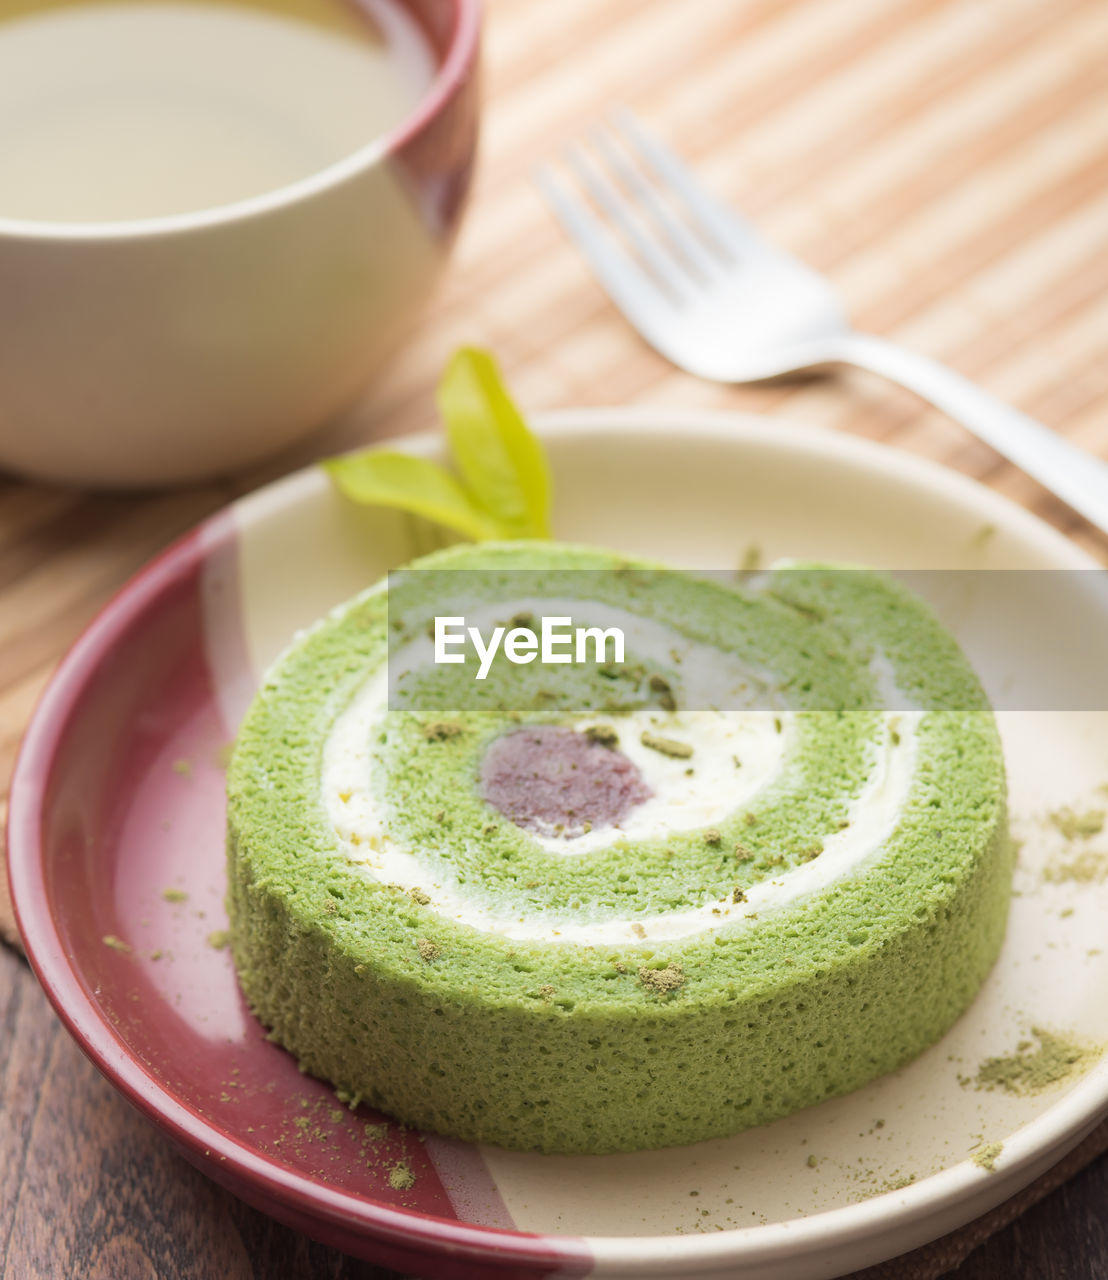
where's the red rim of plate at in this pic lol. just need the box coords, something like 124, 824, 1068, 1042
5, 514, 586, 1274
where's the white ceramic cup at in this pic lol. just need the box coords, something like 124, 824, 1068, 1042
0, 0, 480, 489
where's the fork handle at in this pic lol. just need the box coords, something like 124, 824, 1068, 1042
836, 332, 1108, 539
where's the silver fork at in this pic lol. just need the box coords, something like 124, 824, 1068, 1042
536, 109, 1108, 539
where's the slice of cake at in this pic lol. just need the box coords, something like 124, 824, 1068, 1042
226, 542, 1011, 1154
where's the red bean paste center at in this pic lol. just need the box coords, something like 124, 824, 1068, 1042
480, 725, 652, 837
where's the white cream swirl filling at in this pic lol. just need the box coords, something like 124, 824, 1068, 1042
322, 601, 920, 946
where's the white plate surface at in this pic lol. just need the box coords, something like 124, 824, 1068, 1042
216, 409, 1108, 1279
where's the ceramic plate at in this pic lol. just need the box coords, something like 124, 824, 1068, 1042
9, 410, 1108, 1280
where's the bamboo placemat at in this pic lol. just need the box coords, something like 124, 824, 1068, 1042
3, 0, 1108, 1272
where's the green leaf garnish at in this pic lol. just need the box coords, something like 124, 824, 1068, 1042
322, 450, 500, 541
323, 348, 551, 542
437, 348, 551, 539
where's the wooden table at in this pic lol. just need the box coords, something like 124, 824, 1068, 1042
3, 0, 1108, 1274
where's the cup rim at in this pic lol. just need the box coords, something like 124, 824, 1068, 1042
0, 0, 481, 244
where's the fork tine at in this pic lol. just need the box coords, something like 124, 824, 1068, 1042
564, 144, 692, 301
612, 107, 766, 261
590, 125, 721, 279
534, 164, 678, 320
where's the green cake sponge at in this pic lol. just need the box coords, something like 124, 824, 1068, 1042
226, 542, 1012, 1154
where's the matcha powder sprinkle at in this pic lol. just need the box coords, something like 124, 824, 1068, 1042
967, 1028, 1100, 1096
640, 731, 693, 759
388, 1161, 416, 1191
972, 1141, 1003, 1173
1048, 807, 1105, 840
638, 961, 685, 995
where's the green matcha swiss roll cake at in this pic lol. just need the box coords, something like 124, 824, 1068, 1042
226, 542, 1012, 1155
